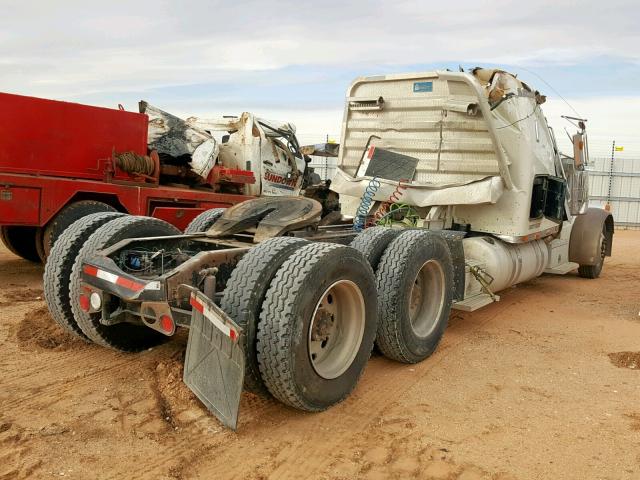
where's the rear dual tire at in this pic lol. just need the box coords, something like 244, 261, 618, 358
349, 226, 401, 271
44, 212, 126, 339
68, 216, 181, 351
350, 226, 453, 364
221, 237, 309, 396
257, 243, 377, 411
375, 229, 454, 364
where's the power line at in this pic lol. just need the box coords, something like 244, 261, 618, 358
495, 104, 540, 130
509, 65, 582, 118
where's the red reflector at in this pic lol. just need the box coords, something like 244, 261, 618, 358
115, 276, 146, 292
367, 146, 376, 159
229, 329, 237, 341
83, 265, 98, 277
79, 294, 90, 312
189, 296, 204, 313
160, 315, 174, 334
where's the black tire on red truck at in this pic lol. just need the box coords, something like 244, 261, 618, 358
184, 208, 226, 233
0, 226, 41, 262
68, 215, 180, 351
40, 200, 118, 261
43, 211, 126, 339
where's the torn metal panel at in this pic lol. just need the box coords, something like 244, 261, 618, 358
191, 139, 218, 179
300, 143, 340, 157
331, 168, 503, 209
140, 101, 216, 159
203, 112, 305, 197
256, 118, 297, 137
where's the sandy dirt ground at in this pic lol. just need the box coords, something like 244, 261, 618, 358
1, 231, 639, 480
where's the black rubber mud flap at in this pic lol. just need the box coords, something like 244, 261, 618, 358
184, 289, 245, 430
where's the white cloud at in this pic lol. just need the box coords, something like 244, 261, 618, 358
543, 96, 640, 157
1, 0, 638, 149
1, 0, 639, 97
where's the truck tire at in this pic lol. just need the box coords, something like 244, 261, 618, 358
43, 212, 126, 339
184, 208, 226, 233
349, 226, 401, 271
42, 200, 118, 260
578, 225, 607, 279
0, 226, 41, 262
69, 216, 181, 351
221, 237, 309, 396
35, 227, 47, 263
257, 243, 377, 411
376, 229, 453, 364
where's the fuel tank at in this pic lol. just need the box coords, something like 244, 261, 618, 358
463, 237, 549, 293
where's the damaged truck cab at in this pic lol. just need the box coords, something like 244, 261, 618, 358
332, 68, 613, 308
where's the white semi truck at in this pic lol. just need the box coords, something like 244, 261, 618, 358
43, 67, 613, 429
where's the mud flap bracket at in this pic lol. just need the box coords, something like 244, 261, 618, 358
183, 288, 245, 430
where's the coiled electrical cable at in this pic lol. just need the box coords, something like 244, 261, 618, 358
369, 179, 409, 227
353, 177, 380, 231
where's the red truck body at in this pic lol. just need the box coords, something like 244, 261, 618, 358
0, 92, 251, 233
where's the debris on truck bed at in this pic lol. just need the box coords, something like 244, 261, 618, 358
140, 102, 311, 197
141, 101, 219, 182
142, 101, 215, 159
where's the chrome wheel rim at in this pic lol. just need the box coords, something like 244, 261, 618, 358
308, 280, 365, 379
409, 260, 446, 337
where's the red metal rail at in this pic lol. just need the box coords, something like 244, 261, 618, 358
0, 92, 252, 233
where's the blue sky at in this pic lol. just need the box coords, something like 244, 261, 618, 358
2, 0, 639, 156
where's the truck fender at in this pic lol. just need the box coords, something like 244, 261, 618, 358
569, 208, 614, 265
430, 230, 466, 301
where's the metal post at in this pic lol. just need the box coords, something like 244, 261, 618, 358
325, 134, 329, 180
605, 140, 615, 211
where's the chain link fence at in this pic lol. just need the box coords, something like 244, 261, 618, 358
588, 155, 640, 229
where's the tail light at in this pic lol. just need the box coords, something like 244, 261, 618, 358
79, 289, 102, 313
79, 294, 90, 312
141, 302, 176, 336
160, 315, 175, 335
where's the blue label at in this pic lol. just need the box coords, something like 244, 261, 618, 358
413, 81, 433, 93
